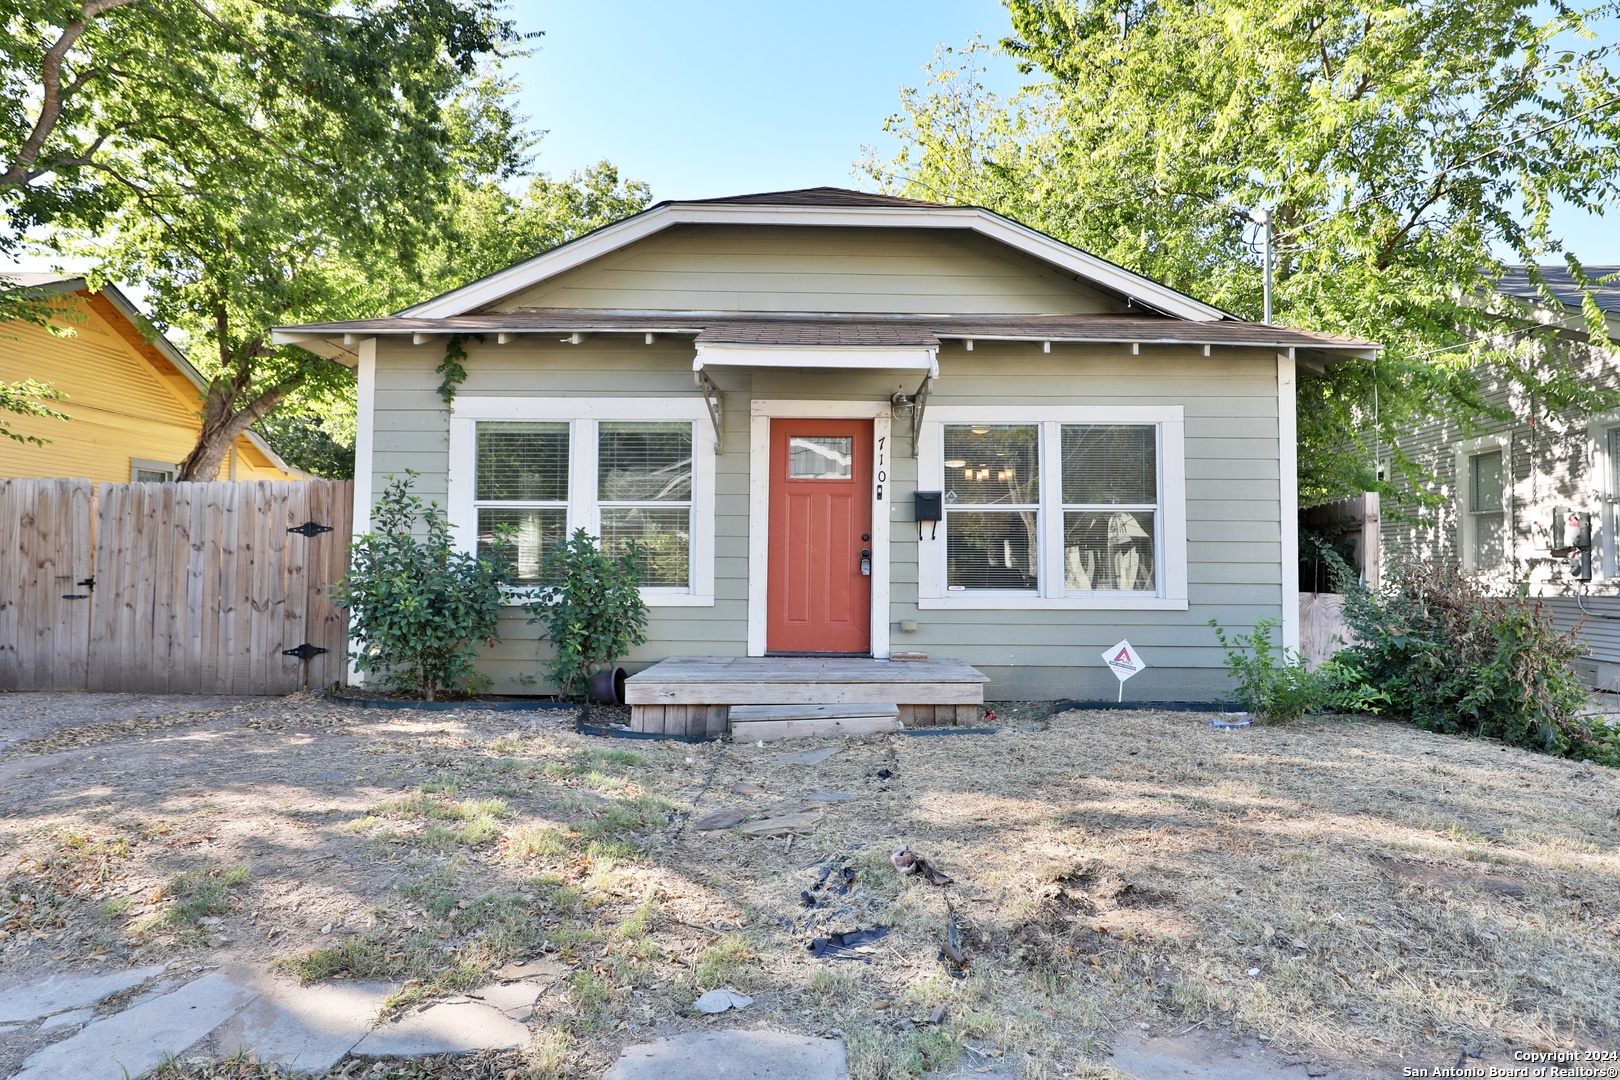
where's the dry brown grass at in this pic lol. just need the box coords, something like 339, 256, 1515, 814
3, 695, 1618, 1079
650, 707, 1620, 1076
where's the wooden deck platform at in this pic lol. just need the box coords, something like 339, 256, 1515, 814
624, 656, 989, 738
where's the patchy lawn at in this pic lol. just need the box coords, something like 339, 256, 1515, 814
1, 692, 1617, 1078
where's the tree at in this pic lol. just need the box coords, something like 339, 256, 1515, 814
864, 0, 1620, 502
246, 161, 654, 479
5, 0, 527, 479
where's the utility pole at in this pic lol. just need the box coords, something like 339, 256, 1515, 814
1253, 207, 1273, 324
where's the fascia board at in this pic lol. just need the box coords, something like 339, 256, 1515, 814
95, 284, 213, 391
270, 330, 362, 366
400, 203, 1229, 323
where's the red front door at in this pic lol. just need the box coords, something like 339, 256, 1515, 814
767, 418, 873, 654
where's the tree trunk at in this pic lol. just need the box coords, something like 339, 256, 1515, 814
175, 380, 293, 480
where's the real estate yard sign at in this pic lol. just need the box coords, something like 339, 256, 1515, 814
1103, 639, 1145, 702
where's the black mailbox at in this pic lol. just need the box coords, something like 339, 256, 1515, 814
915, 490, 943, 540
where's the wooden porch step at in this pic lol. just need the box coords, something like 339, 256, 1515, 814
625, 656, 989, 737
624, 656, 988, 706
730, 703, 901, 743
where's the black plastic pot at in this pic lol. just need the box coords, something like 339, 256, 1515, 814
589, 665, 628, 706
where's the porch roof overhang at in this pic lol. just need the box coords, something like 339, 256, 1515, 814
271, 310, 1377, 370
693, 344, 940, 379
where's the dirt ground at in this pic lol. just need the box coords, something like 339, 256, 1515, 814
1, 692, 1618, 1079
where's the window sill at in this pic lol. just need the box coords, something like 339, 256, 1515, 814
918, 594, 1189, 611
500, 590, 714, 609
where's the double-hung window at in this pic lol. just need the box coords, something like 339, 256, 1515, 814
918, 407, 1186, 610
1455, 435, 1510, 571
450, 399, 715, 605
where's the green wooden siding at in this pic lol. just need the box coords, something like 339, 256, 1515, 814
492, 225, 1126, 315
370, 335, 1281, 700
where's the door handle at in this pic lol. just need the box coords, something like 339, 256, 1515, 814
860, 548, 872, 576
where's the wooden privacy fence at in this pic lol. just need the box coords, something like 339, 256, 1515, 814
1, 478, 352, 695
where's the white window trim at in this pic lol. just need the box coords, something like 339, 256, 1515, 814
1585, 410, 1620, 579
1454, 433, 1512, 571
448, 397, 715, 607
747, 400, 892, 658
916, 405, 1188, 611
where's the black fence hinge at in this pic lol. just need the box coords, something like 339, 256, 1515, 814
288, 521, 333, 537
282, 643, 329, 661
62, 577, 94, 600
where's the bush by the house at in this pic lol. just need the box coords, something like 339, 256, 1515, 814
1207, 617, 1382, 721
1338, 559, 1608, 762
522, 528, 649, 701
333, 472, 510, 700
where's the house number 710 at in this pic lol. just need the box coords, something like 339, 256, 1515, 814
875, 435, 886, 500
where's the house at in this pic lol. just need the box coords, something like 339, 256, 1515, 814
276, 188, 1375, 703
0, 273, 304, 483
1379, 264, 1620, 687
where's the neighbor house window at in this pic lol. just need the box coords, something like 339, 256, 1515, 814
452, 399, 715, 606
920, 408, 1187, 610
1468, 449, 1505, 569
130, 458, 176, 483
1457, 438, 1509, 571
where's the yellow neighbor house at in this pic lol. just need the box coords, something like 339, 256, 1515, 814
1, 273, 304, 483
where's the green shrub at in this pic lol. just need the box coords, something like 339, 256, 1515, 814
1209, 617, 1327, 721
1340, 559, 1597, 758
334, 472, 510, 699
522, 528, 648, 701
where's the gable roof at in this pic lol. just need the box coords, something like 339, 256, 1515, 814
685, 187, 952, 209
397, 187, 1232, 323
2, 270, 301, 475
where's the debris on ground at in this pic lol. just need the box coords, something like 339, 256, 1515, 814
801, 862, 857, 909
735, 810, 822, 836
1211, 714, 1253, 729
939, 904, 969, 977
691, 808, 750, 831
890, 844, 953, 885
730, 781, 764, 795
808, 926, 890, 961
691, 988, 753, 1014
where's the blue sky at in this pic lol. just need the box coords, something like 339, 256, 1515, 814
508, 0, 1020, 199
511, 0, 1619, 261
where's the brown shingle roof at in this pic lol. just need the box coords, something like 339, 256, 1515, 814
277, 310, 1372, 352
697, 320, 939, 346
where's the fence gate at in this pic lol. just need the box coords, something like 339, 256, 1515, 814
0, 478, 95, 690
1, 478, 351, 695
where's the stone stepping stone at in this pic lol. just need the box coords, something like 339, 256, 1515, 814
602, 1029, 847, 1080
13, 970, 257, 1080
350, 1000, 529, 1057
0, 963, 167, 1023
203, 972, 392, 1072
468, 981, 545, 1019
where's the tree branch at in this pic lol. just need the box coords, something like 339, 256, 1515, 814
1, 0, 142, 189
